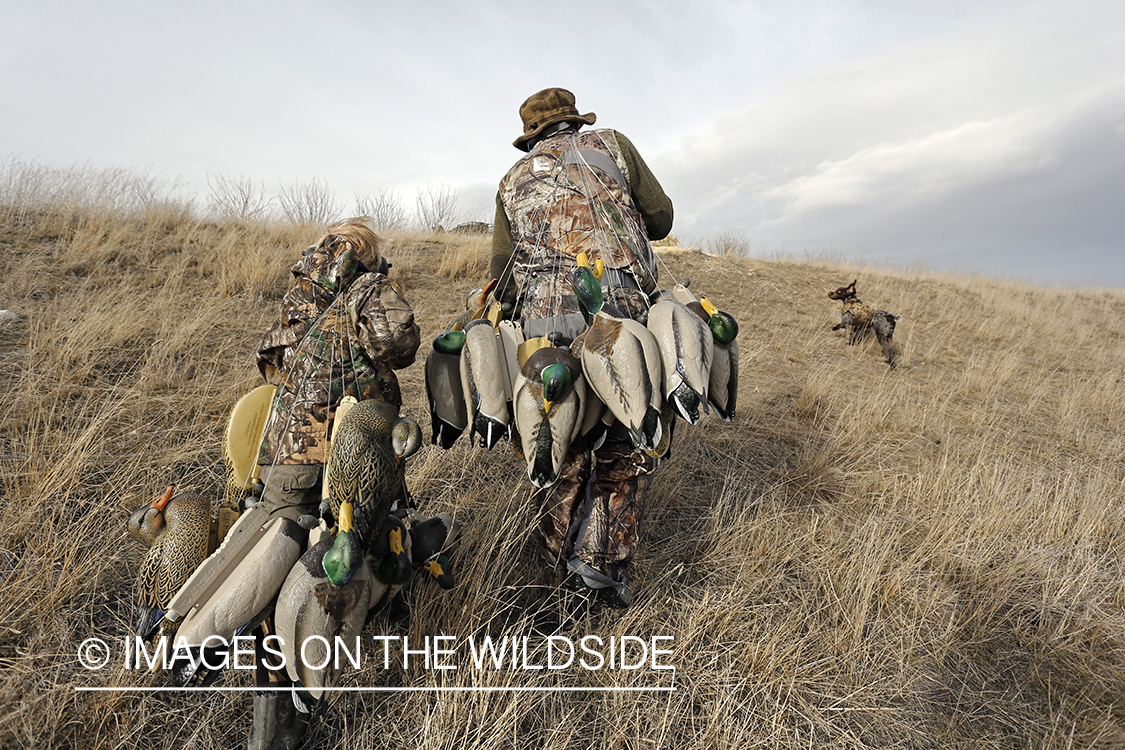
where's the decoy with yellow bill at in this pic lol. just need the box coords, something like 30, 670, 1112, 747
274, 499, 372, 703
512, 346, 587, 488
699, 296, 739, 345
647, 294, 714, 425
324, 399, 422, 540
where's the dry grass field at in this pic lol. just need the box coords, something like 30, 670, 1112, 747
1, 164, 1123, 749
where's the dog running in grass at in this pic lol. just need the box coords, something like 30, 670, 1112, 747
827, 279, 901, 366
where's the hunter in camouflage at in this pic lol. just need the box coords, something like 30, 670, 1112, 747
492, 87, 673, 617
257, 228, 420, 467
170, 218, 419, 750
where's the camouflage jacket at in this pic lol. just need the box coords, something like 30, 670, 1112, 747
492, 129, 673, 330
256, 239, 420, 465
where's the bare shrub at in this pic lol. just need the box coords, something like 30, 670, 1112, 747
414, 184, 460, 230
354, 189, 409, 232
278, 177, 340, 225
206, 174, 273, 221
707, 230, 750, 257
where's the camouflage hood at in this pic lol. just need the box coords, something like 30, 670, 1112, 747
279, 234, 367, 333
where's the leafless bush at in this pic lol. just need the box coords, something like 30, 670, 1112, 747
206, 174, 273, 221
354, 189, 409, 231
278, 177, 341, 225
707, 230, 751, 257
414, 184, 460, 230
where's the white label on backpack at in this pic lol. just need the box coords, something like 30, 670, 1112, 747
532, 156, 551, 173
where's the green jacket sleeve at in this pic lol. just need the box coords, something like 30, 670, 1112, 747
614, 131, 673, 241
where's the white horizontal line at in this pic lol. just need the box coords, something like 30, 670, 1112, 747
76, 686, 676, 693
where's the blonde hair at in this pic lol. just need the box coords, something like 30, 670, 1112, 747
318, 216, 383, 269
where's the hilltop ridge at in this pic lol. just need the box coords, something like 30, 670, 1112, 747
1, 200, 1123, 748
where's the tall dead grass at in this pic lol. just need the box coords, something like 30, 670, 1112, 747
0, 165, 1123, 749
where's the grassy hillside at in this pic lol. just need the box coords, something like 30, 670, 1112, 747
1, 171, 1123, 749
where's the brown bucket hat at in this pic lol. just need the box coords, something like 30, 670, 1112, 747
513, 87, 597, 150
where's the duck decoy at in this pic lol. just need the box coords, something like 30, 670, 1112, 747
647, 295, 714, 425
421, 553, 455, 590
459, 318, 510, 450
324, 399, 422, 541
571, 256, 664, 453
449, 278, 499, 332
691, 296, 740, 421
425, 331, 468, 449
274, 499, 372, 702
221, 384, 276, 503
512, 346, 587, 488
407, 512, 459, 563
364, 513, 415, 613
699, 297, 739, 345
127, 486, 212, 640
708, 336, 739, 422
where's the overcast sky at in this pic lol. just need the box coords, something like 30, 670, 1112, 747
4, 0, 1124, 287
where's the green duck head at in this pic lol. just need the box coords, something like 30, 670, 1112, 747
433, 330, 467, 355
540, 362, 574, 414
422, 552, 455, 590
323, 501, 362, 587
700, 297, 739, 344
572, 253, 603, 325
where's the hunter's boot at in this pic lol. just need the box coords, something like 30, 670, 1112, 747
247, 625, 311, 750
249, 689, 311, 750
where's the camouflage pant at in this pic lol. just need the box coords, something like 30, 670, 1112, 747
536, 428, 657, 588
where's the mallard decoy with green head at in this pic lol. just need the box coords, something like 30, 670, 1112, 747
325, 399, 422, 541
571, 257, 664, 452
646, 296, 714, 425
459, 318, 510, 450
127, 485, 211, 640
365, 513, 414, 612
695, 296, 739, 421
274, 499, 372, 702
699, 297, 739, 345
425, 330, 468, 449
512, 346, 587, 488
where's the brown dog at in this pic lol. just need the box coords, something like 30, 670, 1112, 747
827, 280, 900, 365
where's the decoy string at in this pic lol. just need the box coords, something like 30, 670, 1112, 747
264, 275, 350, 473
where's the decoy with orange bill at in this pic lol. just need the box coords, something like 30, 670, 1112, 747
127, 485, 211, 640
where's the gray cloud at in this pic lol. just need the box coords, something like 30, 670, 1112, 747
3, 0, 1122, 286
